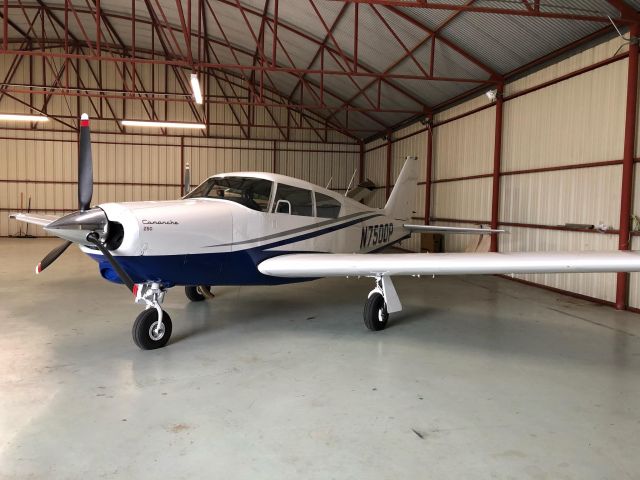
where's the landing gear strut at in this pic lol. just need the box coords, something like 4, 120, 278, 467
185, 285, 214, 302
133, 282, 172, 350
363, 275, 401, 332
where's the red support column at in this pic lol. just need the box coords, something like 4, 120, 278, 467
616, 23, 639, 310
273, 140, 278, 174
490, 83, 504, 252
359, 141, 365, 183
424, 116, 433, 224
385, 135, 392, 199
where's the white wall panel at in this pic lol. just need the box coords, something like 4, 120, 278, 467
364, 143, 387, 186
433, 107, 495, 180
431, 178, 492, 222
392, 127, 427, 182
2, 130, 358, 236
503, 61, 626, 171
500, 227, 618, 302
500, 166, 622, 228
434, 94, 493, 124
505, 37, 626, 97
276, 145, 358, 191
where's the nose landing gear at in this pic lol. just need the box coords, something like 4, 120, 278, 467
133, 282, 172, 350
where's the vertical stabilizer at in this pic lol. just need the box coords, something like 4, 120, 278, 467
383, 156, 418, 220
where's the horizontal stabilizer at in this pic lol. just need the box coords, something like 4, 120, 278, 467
259, 251, 640, 278
10, 212, 60, 227
404, 224, 505, 235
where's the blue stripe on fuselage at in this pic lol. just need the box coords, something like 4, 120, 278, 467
91, 248, 316, 287
88, 212, 395, 287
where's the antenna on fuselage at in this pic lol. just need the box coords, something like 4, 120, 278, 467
183, 162, 191, 196
344, 168, 357, 197
325, 177, 333, 189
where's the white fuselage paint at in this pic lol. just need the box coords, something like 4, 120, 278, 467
79, 172, 409, 284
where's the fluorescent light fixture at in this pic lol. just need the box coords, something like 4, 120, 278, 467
0, 113, 49, 122
485, 89, 498, 102
121, 120, 206, 129
190, 73, 203, 104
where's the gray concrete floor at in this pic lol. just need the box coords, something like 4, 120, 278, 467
1, 238, 639, 479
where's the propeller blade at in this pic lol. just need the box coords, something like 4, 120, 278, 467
86, 233, 135, 292
36, 240, 73, 274
78, 113, 93, 211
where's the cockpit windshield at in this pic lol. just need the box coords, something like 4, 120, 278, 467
185, 176, 273, 212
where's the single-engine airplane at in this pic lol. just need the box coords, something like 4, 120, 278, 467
11, 114, 640, 350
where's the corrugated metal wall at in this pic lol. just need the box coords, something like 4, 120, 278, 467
1, 132, 359, 236
363, 36, 638, 307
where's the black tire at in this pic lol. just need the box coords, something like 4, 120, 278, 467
185, 285, 211, 301
363, 292, 389, 331
132, 308, 173, 350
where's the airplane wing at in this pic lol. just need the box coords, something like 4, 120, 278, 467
10, 212, 60, 227
258, 251, 640, 278
404, 224, 504, 235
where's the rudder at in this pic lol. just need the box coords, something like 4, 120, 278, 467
383, 156, 418, 220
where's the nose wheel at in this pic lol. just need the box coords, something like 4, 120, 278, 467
133, 282, 172, 350
133, 308, 173, 350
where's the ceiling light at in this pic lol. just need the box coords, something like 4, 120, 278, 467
0, 114, 49, 122
485, 89, 498, 102
190, 73, 203, 105
121, 120, 206, 129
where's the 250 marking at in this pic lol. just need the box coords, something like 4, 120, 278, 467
360, 223, 394, 248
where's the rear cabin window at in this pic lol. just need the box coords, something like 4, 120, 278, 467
315, 192, 341, 219
272, 184, 313, 216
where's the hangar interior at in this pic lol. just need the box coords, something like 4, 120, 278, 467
1, 1, 640, 478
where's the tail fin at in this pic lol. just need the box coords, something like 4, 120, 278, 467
384, 156, 418, 220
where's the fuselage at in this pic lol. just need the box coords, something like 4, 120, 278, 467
79, 172, 411, 287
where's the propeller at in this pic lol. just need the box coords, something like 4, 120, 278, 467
36, 240, 72, 274
35, 114, 135, 291
78, 113, 93, 211
36, 113, 95, 273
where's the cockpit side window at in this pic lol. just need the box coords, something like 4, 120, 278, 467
272, 183, 313, 216
185, 176, 273, 212
315, 192, 342, 219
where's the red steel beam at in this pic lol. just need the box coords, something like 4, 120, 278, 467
330, 1, 624, 23
424, 117, 433, 224
358, 141, 364, 183
616, 23, 639, 310
606, 1, 639, 22
385, 134, 392, 199
325, 0, 483, 125
489, 83, 504, 252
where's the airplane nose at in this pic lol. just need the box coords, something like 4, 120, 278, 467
44, 208, 108, 244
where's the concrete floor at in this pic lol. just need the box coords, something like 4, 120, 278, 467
1, 238, 639, 479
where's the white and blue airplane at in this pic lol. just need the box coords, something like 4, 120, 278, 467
11, 114, 640, 350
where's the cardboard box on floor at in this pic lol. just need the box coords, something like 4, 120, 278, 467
420, 231, 492, 253
420, 233, 443, 253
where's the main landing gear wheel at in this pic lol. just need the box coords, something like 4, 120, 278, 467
132, 308, 173, 350
364, 292, 389, 331
185, 285, 213, 302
